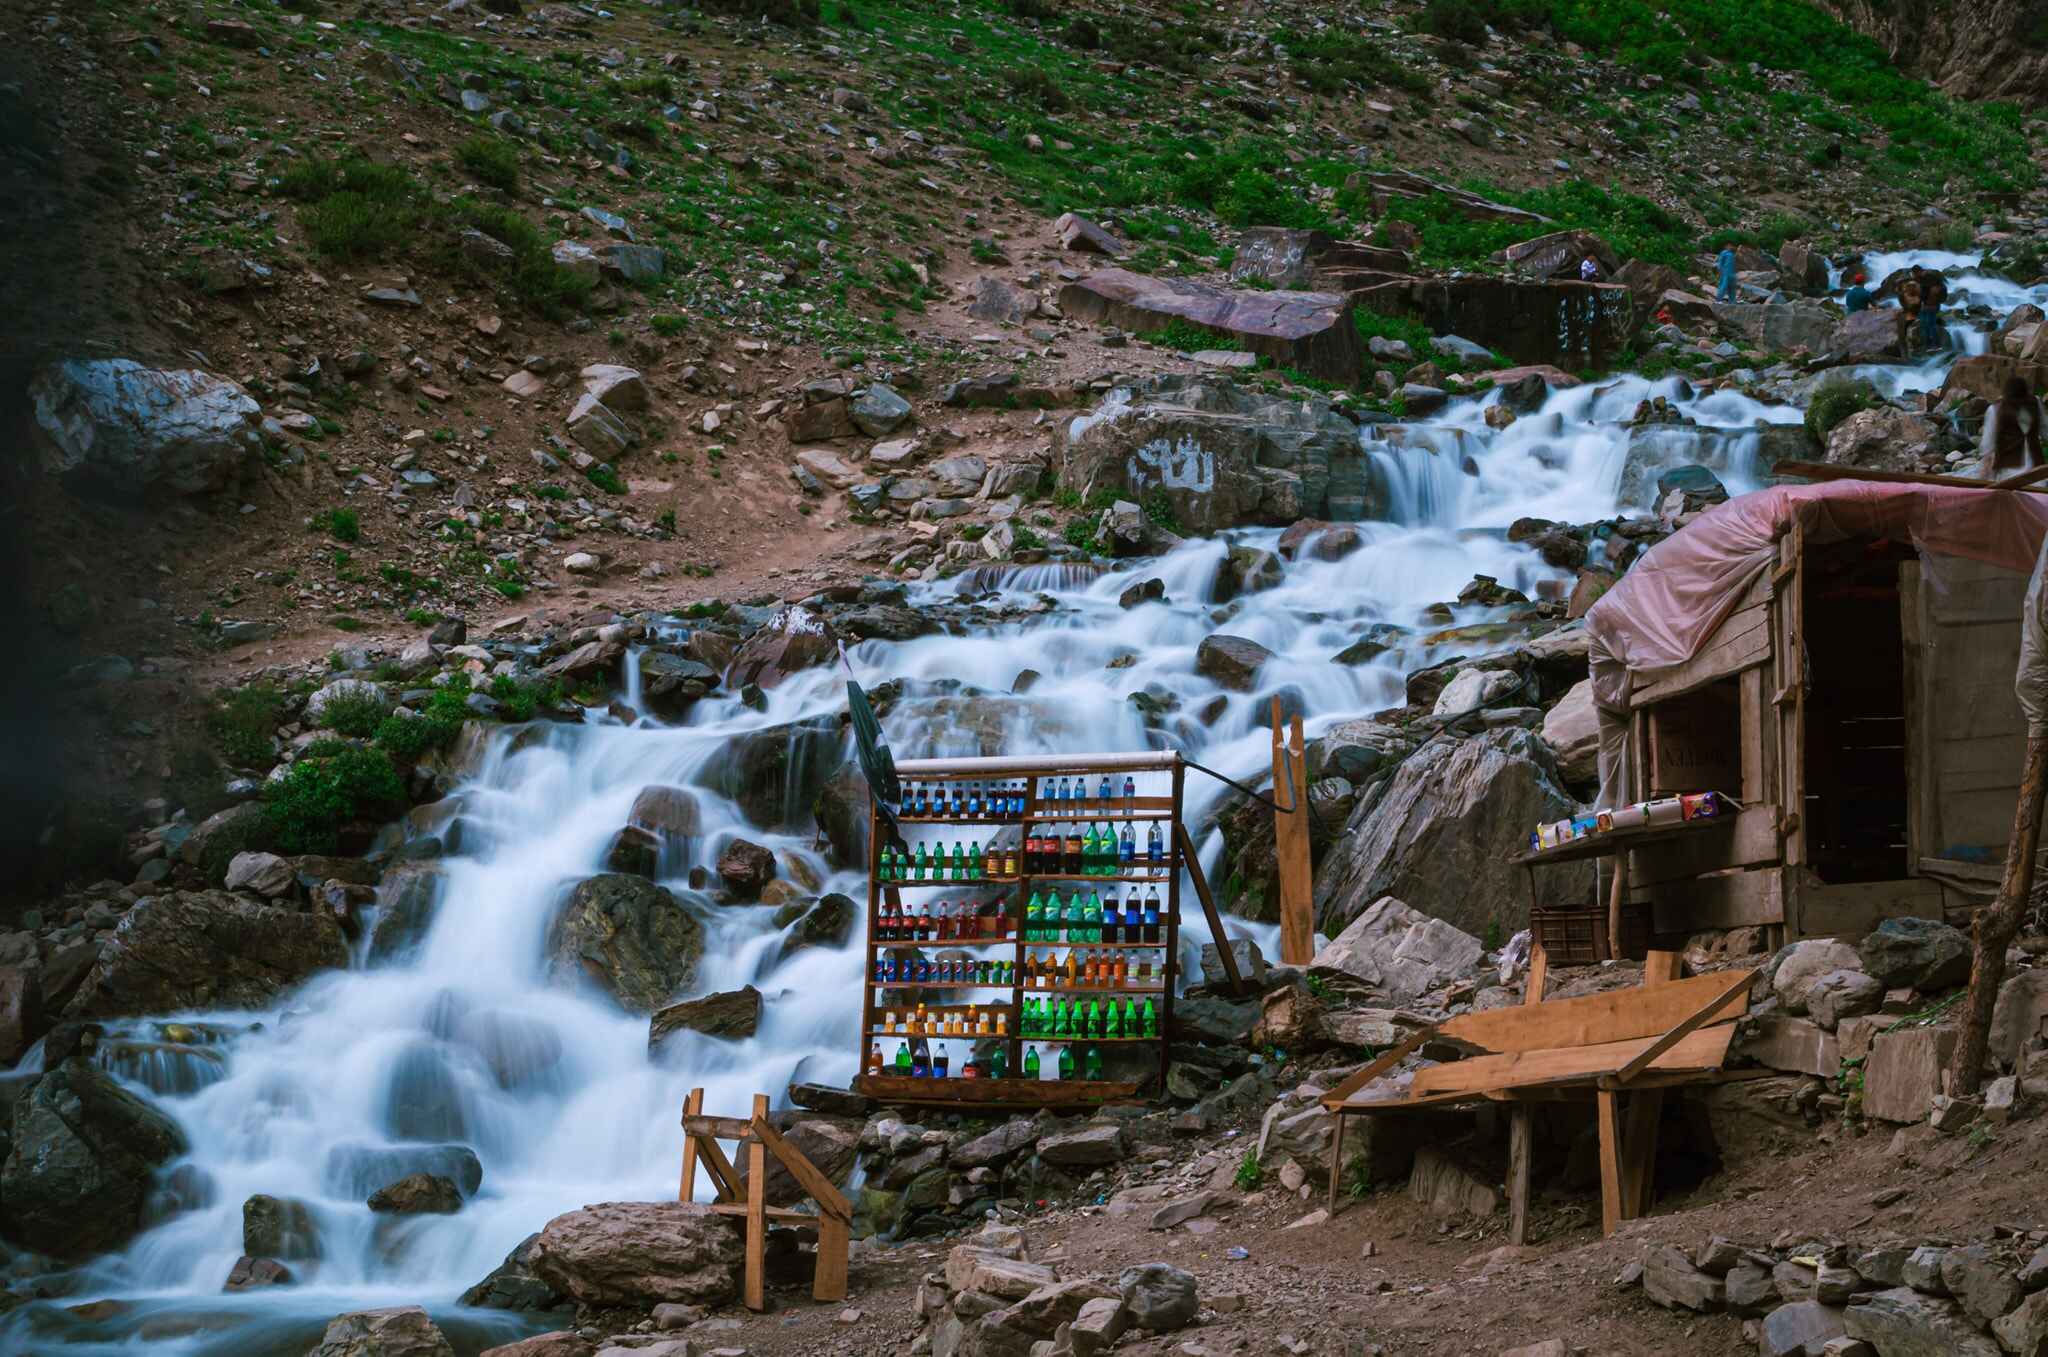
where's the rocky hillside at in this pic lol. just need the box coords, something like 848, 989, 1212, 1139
1820, 0, 2048, 106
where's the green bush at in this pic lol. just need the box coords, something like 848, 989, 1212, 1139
440, 199, 595, 317
455, 135, 519, 191
586, 465, 627, 494
207, 684, 286, 767
488, 673, 561, 722
282, 156, 423, 260
262, 744, 407, 852
1806, 377, 1880, 442
374, 708, 460, 760
320, 689, 390, 738
1420, 0, 1496, 45
314, 507, 360, 542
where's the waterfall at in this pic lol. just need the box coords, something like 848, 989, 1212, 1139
5, 248, 2038, 1355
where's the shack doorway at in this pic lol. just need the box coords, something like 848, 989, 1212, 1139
1801, 541, 1913, 884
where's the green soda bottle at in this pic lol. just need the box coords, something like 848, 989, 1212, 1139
1057, 1044, 1075, 1080
1083, 1044, 1104, 1080
1024, 1044, 1042, 1078
989, 1043, 1009, 1079
894, 1041, 912, 1074
1086, 997, 1102, 1038
913, 842, 930, 881
1141, 997, 1158, 1038
1024, 891, 1042, 941
1105, 998, 1122, 1039
1121, 997, 1138, 1037
1087, 892, 1104, 943
968, 842, 983, 881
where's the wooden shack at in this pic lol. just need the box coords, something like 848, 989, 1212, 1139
1621, 515, 2031, 942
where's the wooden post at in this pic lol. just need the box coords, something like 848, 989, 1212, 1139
1272, 698, 1314, 966
743, 1093, 769, 1312
1950, 733, 2048, 1096
1605, 856, 1627, 964
1326, 1106, 1347, 1214
679, 1087, 703, 1202
1596, 1089, 1624, 1237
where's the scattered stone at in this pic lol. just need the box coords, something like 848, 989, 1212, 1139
1118, 1262, 1198, 1332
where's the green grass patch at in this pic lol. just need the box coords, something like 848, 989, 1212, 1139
1805, 375, 1879, 442
1139, 319, 1234, 352
455, 134, 519, 190
313, 507, 361, 542
319, 688, 390, 738
262, 742, 408, 853
207, 683, 286, 767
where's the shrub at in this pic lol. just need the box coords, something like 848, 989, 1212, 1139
456, 135, 519, 190
262, 744, 407, 852
314, 507, 360, 542
283, 156, 423, 260
319, 689, 390, 738
1806, 376, 1880, 442
208, 683, 286, 767
440, 199, 595, 317
586, 465, 627, 494
1419, 0, 1494, 45
1001, 65, 1070, 113
1234, 1150, 1264, 1190
489, 673, 560, 722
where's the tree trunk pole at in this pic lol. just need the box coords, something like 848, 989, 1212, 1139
1950, 734, 2048, 1097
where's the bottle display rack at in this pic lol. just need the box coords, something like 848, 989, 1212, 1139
854, 753, 1186, 1106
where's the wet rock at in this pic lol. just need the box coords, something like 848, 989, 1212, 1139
529, 1200, 743, 1307
1857, 917, 1969, 991
724, 605, 837, 691
1824, 408, 1946, 473
648, 986, 763, 1049
540, 637, 624, 684
1357, 276, 1632, 370
1060, 269, 1361, 382
701, 715, 845, 828
778, 893, 855, 956
326, 1143, 483, 1200
637, 653, 720, 718
1118, 1262, 1198, 1332
810, 767, 871, 870
1314, 727, 1581, 939
305, 1305, 456, 1357
1194, 634, 1274, 691
368, 863, 445, 963
367, 1173, 464, 1215
1311, 896, 1482, 1004
1118, 578, 1166, 609
67, 890, 348, 1018
716, 839, 777, 899
544, 874, 703, 1014
1844, 1287, 2001, 1357
0, 965, 44, 1065
461, 1233, 564, 1312
245, 1193, 322, 1260
1212, 546, 1284, 603
0, 1056, 188, 1258
29, 359, 263, 496
223, 1255, 293, 1291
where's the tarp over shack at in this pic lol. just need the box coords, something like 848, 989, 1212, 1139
1585, 482, 2048, 811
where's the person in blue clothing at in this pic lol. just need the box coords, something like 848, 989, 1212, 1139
1843, 271, 1872, 314
1716, 244, 1737, 300
1918, 270, 1948, 349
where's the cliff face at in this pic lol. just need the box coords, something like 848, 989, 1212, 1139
1820, 0, 2048, 105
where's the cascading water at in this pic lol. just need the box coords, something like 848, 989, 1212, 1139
4, 249, 2034, 1354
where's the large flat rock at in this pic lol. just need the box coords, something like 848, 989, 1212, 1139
1349, 276, 1632, 371
1058, 269, 1362, 382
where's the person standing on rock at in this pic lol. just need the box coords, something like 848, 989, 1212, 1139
1716, 244, 1737, 301
1919, 269, 1948, 350
1898, 268, 1924, 351
1979, 375, 2044, 479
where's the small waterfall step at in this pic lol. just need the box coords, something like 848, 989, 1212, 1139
1327, 454, 1369, 521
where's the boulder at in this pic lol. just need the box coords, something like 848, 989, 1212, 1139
1212, 545, 1284, 602
1313, 727, 1582, 939
1994, 1292, 2048, 1356
1807, 969, 1884, 1030
460, 1233, 563, 1312
1038, 1122, 1126, 1167
1432, 667, 1519, 719
851, 384, 913, 437
368, 862, 445, 963
1991, 968, 2048, 1067
0, 1055, 188, 1257
325, 1143, 483, 1201
177, 801, 277, 885
1497, 229, 1620, 281
1310, 896, 1481, 1004
528, 1201, 743, 1307
66, 890, 348, 1018
1863, 1025, 1958, 1123
1735, 1014, 1841, 1078
1055, 212, 1124, 256
224, 1255, 292, 1291
648, 986, 762, 1049
0, 965, 44, 1065
367, 1173, 464, 1214
543, 874, 704, 1014
1857, 917, 1970, 991
224, 850, 297, 898
579, 364, 648, 412
1643, 1244, 1725, 1312
947, 1247, 1056, 1299
724, 605, 837, 691
742, 1116, 858, 1207
968, 278, 1038, 325
1824, 408, 1946, 473
1118, 1263, 1198, 1332
954, 1120, 1041, 1169
1941, 354, 2048, 406
995, 1279, 1121, 1339
30, 358, 263, 496
1407, 1147, 1497, 1217
1541, 679, 1600, 783
1820, 308, 1909, 366
1194, 634, 1274, 692
1844, 1287, 2001, 1357
245, 1194, 322, 1260
778, 893, 856, 956
715, 838, 777, 899
1059, 269, 1362, 382
1350, 276, 1632, 370
564, 393, 639, 459
540, 637, 624, 684
305, 1306, 456, 1357
1769, 939, 1865, 1015
1761, 1299, 1848, 1357
1710, 300, 1836, 353
1777, 241, 1831, 294
1941, 1243, 2022, 1327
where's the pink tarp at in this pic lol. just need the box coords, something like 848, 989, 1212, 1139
1585, 481, 2048, 808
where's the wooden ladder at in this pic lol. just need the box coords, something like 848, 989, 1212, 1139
678, 1088, 851, 1311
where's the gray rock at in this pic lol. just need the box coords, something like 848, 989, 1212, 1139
851, 384, 913, 437
1771, 940, 1866, 1015
1193, 634, 1274, 691
528, 1200, 742, 1307
224, 851, 297, 898
1901, 1246, 1949, 1295
67, 889, 347, 1018
1994, 1291, 2048, 1356
1643, 1244, 1724, 1312
543, 874, 703, 1014
30, 359, 264, 496
304, 1306, 455, 1357
1727, 1262, 1777, 1316
1037, 1122, 1126, 1168
1807, 969, 1885, 1031
1844, 1287, 2001, 1357
1310, 895, 1481, 1005
1939, 1243, 2021, 1327
0, 1055, 188, 1258
1762, 1300, 1848, 1357
1858, 917, 1970, 991
952, 1119, 1039, 1169
1118, 1262, 1198, 1332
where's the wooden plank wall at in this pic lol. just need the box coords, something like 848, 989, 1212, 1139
1909, 556, 2030, 860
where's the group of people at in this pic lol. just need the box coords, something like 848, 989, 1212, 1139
1714, 249, 1949, 352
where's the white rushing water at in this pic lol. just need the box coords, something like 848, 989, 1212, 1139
1, 249, 2025, 1354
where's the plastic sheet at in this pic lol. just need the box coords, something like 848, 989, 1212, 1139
1586, 482, 2048, 809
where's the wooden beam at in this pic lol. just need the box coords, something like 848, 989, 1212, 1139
1409, 1025, 1739, 1098
1597, 1090, 1624, 1237
1321, 1028, 1434, 1105
1176, 822, 1245, 995
1434, 968, 1757, 1056
1273, 699, 1314, 967
1628, 805, 1782, 888
683, 1114, 760, 1142
1642, 949, 1682, 985
753, 1116, 853, 1222
1613, 971, 1755, 1085
1524, 939, 1548, 1005
1771, 459, 2048, 494
743, 1093, 769, 1313
1631, 601, 1774, 706
813, 1215, 850, 1303
679, 1088, 703, 1203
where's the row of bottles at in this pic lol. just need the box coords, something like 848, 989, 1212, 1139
873, 955, 1017, 986
878, 840, 1009, 882
901, 776, 1143, 822
1025, 887, 1164, 944
875, 899, 1010, 943
868, 1038, 1108, 1081
1022, 949, 1159, 988
1022, 821, 1162, 876
879, 1003, 1009, 1037
1022, 995, 1156, 1040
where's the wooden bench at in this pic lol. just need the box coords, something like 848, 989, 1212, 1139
678, 1088, 851, 1310
1320, 953, 1758, 1238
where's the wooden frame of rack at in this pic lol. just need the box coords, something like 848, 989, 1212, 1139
853, 751, 1238, 1108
